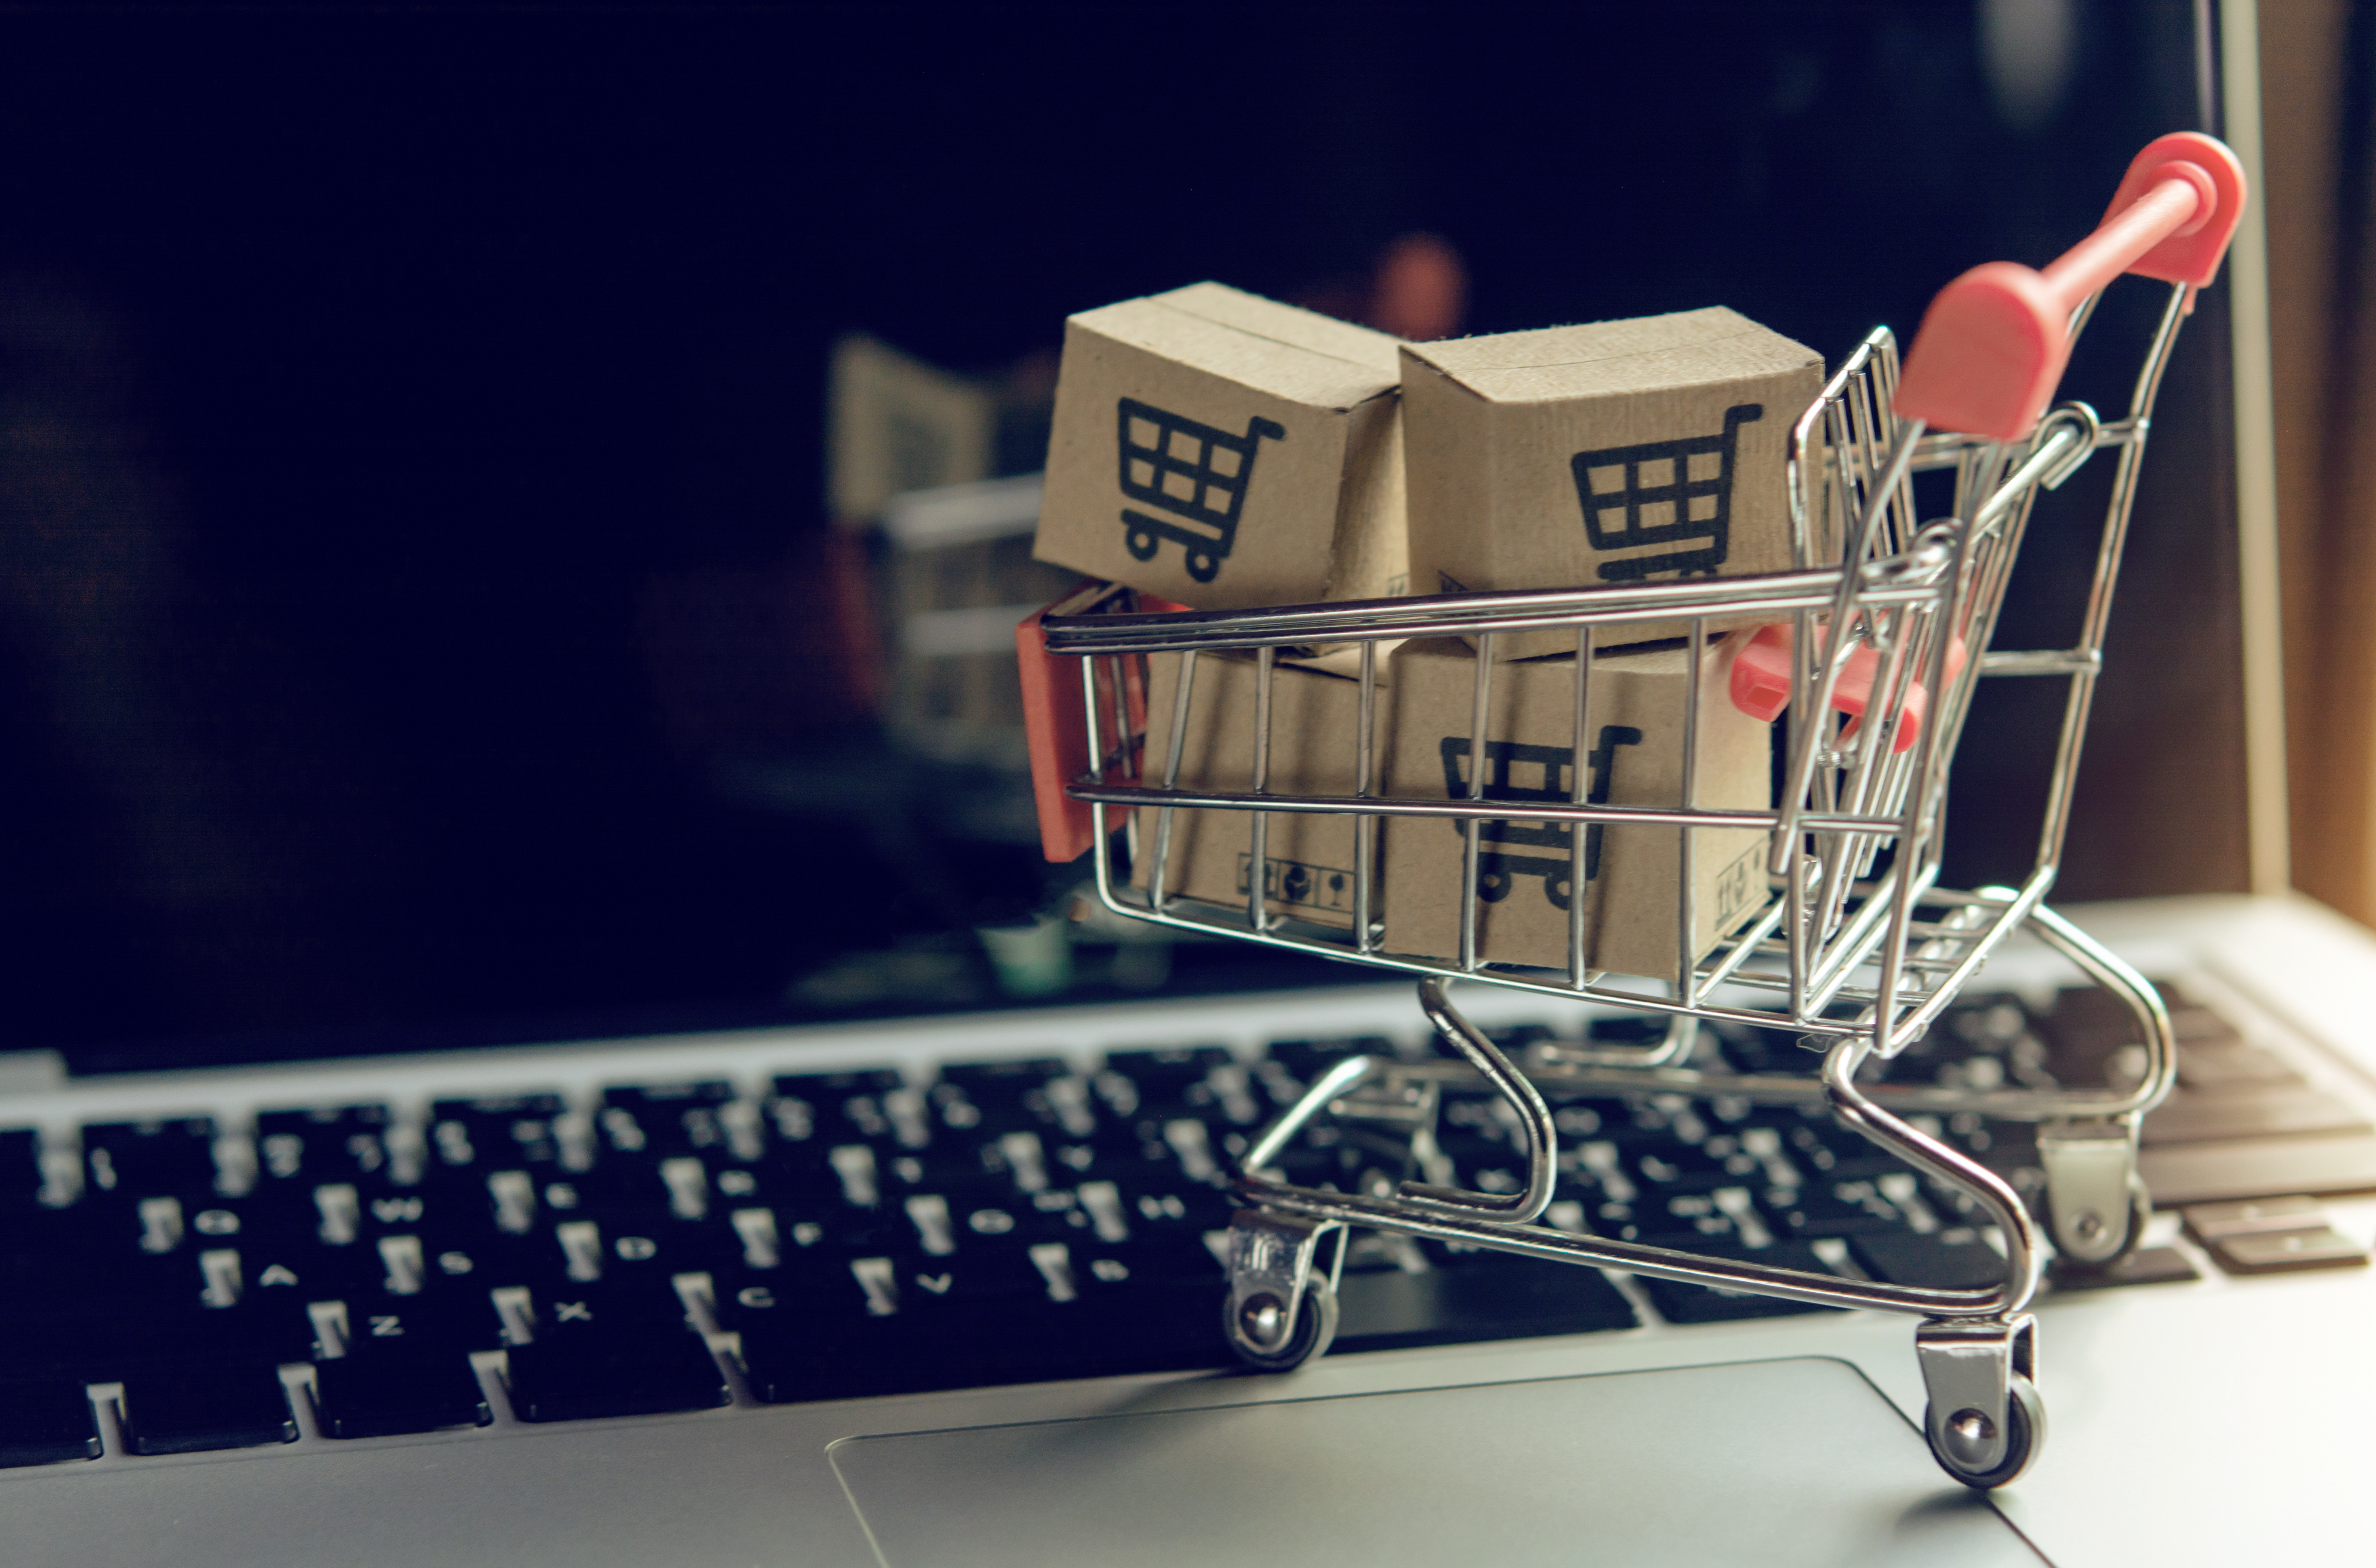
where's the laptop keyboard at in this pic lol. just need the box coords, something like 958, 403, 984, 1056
2, 979, 2371, 1467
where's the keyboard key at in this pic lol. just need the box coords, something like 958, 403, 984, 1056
83, 1118, 219, 1196
2179, 1194, 2329, 1242
868, 1248, 1052, 1310
1770, 1179, 1920, 1239
1102, 1046, 1231, 1088
2164, 1001, 2246, 1046
1938, 993, 2038, 1047
599, 1082, 740, 1157
2176, 1043, 2304, 1091
1264, 1035, 1392, 1083
0, 1379, 101, 1467
0, 1300, 317, 1384
118, 1364, 297, 1454
1630, 1242, 1846, 1324
494, 1283, 717, 1425
426, 1095, 572, 1176
2206, 1227, 2370, 1275
253, 1105, 393, 1186
330, 1290, 505, 1356
0, 1128, 44, 1208
1849, 1231, 2006, 1290
936, 1058, 1069, 1101
1334, 1252, 1635, 1352
2175, 1195, 2359, 1280
2142, 1088, 2372, 1146
2041, 985, 2148, 1045
728, 1277, 1225, 1403
504, 1325, 728, 1423
770, 1070, 913, 1152
2051, 1246, 2201, 1290
2140, 1132, 2376, 1206
1099, 1048, 1240, 1118
311, 1349, 492, 1438
525, 1208, 734, 1289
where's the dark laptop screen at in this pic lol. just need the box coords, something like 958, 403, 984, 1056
0, 1, 2243, 1071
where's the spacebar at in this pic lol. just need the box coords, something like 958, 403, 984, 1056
736, 1284, 1227, 1405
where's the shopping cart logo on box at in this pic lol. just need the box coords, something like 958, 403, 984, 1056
1570, 402, 1762, 582
1234, 853, 1354, 915
1116, 397, 1285, 585
1438, 727, 1641, 911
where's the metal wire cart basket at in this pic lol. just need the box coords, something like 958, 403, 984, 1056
1019, 134, 2247, 1488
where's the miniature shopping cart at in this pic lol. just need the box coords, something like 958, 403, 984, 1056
1019, 134, 2245, 1489
1117, 399, 1285, 583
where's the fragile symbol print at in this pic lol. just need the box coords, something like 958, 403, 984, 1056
1235, 854, 1355, 913
1439, 726, 1643, 910
1115, 398, 1284, 583
1570, 403, 1762, 581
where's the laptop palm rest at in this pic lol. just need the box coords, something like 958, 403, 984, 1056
830, 1357, 2044, 1567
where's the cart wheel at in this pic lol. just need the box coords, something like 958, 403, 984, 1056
1185, 550, 1220, 583
1925, 1375, 2046, 1489
1125, 524, 1159, 562
1222, 1277, 1339, 1373
2122, 1179, 2153, 1259
2052, 1179, 2153, 1280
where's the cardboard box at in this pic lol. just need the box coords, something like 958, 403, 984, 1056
1035, 283, 1408, 611
1379, 636, 1770, 981
1401, 307, 1823, 657
1130, 647, 1393, 929
827, 334, 997, 527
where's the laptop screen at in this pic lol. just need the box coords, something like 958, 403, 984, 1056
0, 1, 2246, 1074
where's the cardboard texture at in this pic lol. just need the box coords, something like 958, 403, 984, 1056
1035, 283, 1408, 611
1132, 648, 1391, 928
1379, 636, 1770, 981
1401, 307, 1824, 657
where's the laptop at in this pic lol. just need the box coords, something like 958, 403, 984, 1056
1, 1, 2359, 1563
1, 897, 2372, 1568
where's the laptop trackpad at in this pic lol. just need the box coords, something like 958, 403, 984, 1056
829, 1357, 2043, 1566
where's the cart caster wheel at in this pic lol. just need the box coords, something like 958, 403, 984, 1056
2117, 1179, 2153, 1260
2051, 1179, 2153, 1280
1925, 1375, 2046, 1489
1125, 525, 1159, 562
1223, 1277, 1339, 1373
1185, 550, 1220, 583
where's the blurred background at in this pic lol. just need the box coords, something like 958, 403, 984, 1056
0, 0, 2361, 1068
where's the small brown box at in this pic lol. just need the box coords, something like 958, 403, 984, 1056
1401, 307, 1824, 658
1379, 635, 1770, 981
1035, 283, 1408, 611
1132, 647, 1393, 929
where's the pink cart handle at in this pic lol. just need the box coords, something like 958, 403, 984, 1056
1729, 623, 1969, 753
1893, 131, 2248, 440
1020, 585, 1182, 863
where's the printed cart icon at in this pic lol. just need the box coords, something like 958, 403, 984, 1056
1116, 398, 1285, 584
1439, 728, 1640, 910
1570, 402, 1763, 581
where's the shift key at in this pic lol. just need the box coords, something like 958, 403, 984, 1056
2142, 1088, 2371, 1147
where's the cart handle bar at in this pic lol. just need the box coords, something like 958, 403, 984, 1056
1894, 131, 2246, 440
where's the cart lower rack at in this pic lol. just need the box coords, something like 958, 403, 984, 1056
1021, 133, 2245, 1488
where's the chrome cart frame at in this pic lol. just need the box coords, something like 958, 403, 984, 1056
1021, 133, 2245, 1488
